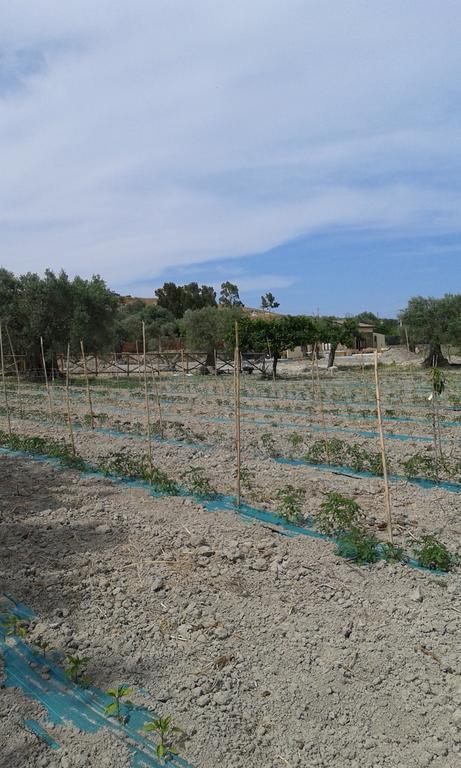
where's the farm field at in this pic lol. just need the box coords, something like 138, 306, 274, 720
1, 364, 461, 767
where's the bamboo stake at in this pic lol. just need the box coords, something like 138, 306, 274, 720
142, 322, 153, 480
65, 344, 76, 455
151, 368, 164, 439
40, 336, 53, 419
214, 348, 218, 378
313, 348, 330, 464
6, 326, 21, 416
0, 323, 12, 436
234, 321, 241, 507
181, 347, 186, 384
374, 351, 393, 544
80, 340, 95, 429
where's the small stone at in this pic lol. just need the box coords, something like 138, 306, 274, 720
410, 586, 423, 603
250, 558, 268, 572
151, 577, 164, 592
196, 694, 210, 707
95, 524, 111, 535
213, 690, 231, 705
214, 627, 229, 640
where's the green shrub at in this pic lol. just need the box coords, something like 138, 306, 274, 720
336, 527, 378, 564
380, 542, 405, 563
276, 485, 306, 524
183, 467, 216, 498
315, 492, 363, 535
413, 535, 454, 571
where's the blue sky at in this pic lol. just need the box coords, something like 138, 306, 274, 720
1, 1, 461, 316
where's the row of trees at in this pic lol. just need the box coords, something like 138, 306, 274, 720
0, 269, 458, 374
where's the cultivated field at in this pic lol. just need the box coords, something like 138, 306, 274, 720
1, 361, 460, 767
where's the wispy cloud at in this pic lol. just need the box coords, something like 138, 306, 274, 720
1, 1, 461, 300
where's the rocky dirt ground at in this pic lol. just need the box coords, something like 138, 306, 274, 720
1, 452, 461, 768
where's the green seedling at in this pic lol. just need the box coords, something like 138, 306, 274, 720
336, 527, 379, 565
105, 684, 133, 723
239, 467, 254, 490
183, 467, 216, 499
430, 367, 446, 396
413, 535, 455, 572
288, 432, 303, 456
315, 492, 363, 535
150, 467, 179, 495
380, 543, 405, 563
1, 614, 28, 639
143, 715, 181, 763
65, 654, 90, 686
276, 485, 306, 524
260, 432, 278, 458
33, 638, 52, 657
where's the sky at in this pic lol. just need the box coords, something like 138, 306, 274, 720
1, 1, 461, 317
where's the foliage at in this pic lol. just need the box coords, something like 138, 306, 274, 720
288, 432, 303, 455
380, 543, 405, 563
260, 432, 279, 458
183, 467, 216, 498
143, 714, 180, 763
0, 430, 87, 471
150, 467, 179, 495
276, 485, 306, 524
315, 492, 363, 535
115, 301, 178, 351
155, 282, 217, 318
0, 269, 119, 372
238, 314, 317, 376
336, 527, 379, 564
219, 282, 243, 307
260, 292, 280, 311
400, 294, 461, 365
316, 317, 362, 367
180, 306, 242, 356
105, 685, 133, 723
356, 311, 399, 340
305, 438, 384, 475
402, 452, 449, 482
430, 367, 446, 396
65, 654, 90, 686
413, 535, 454, 571
1, 614, 29, 639
33, 638, 52, 657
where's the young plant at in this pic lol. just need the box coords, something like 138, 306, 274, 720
150, 467, 179, 495
288, 432, 303, 457
239, 467, 254, 490
413, 535, 455, 572
33, 638, 52, 657
105, 685, 133, 723
143, 715, 180, 763
336, 527, 378, 565
183, 467, 216, 499
65, 654, 90, 686
1, 614, 28, 639
380, 542, 405, 564
276, 485, 306, 524
315, 492, 363, 535
260, 432, 279, 458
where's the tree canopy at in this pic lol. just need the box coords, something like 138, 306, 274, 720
155, 281, 217, 318
400, 294, 461, 366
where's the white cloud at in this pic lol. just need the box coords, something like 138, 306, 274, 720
1, 1, 461, 288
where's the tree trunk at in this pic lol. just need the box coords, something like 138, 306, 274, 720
272, 353, 279, 378
328, 343, 338, 368
422, 344, 449, 368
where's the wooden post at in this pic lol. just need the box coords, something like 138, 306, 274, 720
142, 322, 153, 480
234, 321, 241, 507
374, 351, 393, 543
214, 348, 218, 378
65, 344, 76, 455
404, 326, 410, 353
0, 323, 12, 436
40, 336, 53, 419
181, 347, 186, 385
80, 340, 95, 429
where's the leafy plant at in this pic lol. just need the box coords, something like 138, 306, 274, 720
150, 467, 179, 495
287, 432, 303, 456
402, 452, 449, 482
413, 535, 454, 571
33, 638, 52, 657
183, 467, 216, 498
260, 432, 279, 458
1, 614, 28, 639
239, 467, 254, 490
65, 654, 90, 686
315, 492, 363, 535
143, 715, 180, 763
336, 527, 378, 564
430, 367, 446, 396
276, 485, 305, 524
105, 684, 133, 723
380, 542, 405, 563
